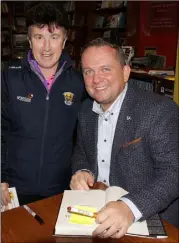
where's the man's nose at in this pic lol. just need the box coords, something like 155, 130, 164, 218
43, 39, 51, 51
93, 73, 101, 84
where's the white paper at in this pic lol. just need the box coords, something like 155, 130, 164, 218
1, 187, 19, 212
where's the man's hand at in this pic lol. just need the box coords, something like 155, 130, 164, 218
1, 182, 10, 206
70, 171, 94, 190
93, 201, 134, 239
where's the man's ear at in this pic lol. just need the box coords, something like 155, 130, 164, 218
27, 36, 32, 49
62, 38, 67, 49
123, 65, 131, 83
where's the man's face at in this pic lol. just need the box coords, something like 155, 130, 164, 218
81, 46, 130, 111
28, 25, 66, 71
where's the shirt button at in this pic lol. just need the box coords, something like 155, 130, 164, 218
103, 180, 106, 183
111, 113, 114, 115
105, 118, 108, 121
47, 83, 50, 85
104, 139, 107, 142
102, 160, 105, 162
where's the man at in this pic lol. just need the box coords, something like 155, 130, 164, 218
1, 3, 85, 206
70, 38, 179, 238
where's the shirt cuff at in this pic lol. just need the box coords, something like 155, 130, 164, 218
120, 197, 142, 222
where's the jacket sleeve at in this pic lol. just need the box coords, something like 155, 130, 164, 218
1, 71, 11, 183
125, 99, 179, 220
71, 113, 93, 175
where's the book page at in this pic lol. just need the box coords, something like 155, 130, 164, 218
1, 187, 19, 212
55, 190, 105, 236
105, 186, 149, 236
105, 186, 128, 203
127, 221, 149, 236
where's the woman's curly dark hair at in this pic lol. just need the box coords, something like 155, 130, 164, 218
26, 2, 69, 32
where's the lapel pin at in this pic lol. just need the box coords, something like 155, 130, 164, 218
127, 116, 131, 120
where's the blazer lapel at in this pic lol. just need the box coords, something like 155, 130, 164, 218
110, 86, 136, 164
86, 111, 99, 179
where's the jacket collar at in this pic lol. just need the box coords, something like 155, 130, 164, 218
22, 49, 72, 72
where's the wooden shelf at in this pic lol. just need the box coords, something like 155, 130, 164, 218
66, 40, 75, 44
2, 55, 11, 61
1, 12, 9, 16
12, 31, 27, 34
95, 6, 126, 13
2, 26, 11, 30
65, 10, 75, 14
92, 27, 126, 32
67, 25, 87, 29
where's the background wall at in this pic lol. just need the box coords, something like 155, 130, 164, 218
126, 1, 179, 69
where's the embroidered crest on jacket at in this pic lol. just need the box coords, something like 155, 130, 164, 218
63, 92, 74, 106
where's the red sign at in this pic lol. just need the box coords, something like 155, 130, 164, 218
149, 2, 178, 32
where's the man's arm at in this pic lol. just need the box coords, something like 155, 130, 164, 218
71, 113, 93, 174
125, 99, 179, 220
70, 112, 95, 189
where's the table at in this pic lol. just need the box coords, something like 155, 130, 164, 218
2, 184, 179, 243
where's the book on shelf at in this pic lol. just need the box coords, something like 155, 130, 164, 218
95, 16, 104, 28
129, 78, 154, 92
1, 2, 9, 13
100, 1, 124, 9
63, 1, 75, 12
103, 30, 111, 38
12, 34, 28, 47
1, 30, 10, 43
2, 47, 11, 57
66, 43, 74, 56
102, 12, 126, 28
54, 186, 167, 238
67, 29, 76, 41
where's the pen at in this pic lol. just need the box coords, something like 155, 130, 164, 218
23, 205, 44, 225
67, 206, 97, 218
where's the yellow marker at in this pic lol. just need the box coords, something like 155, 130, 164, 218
68, 205, 96, 225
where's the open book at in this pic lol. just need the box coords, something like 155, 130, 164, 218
54, 186, 167, 238
1, 187, 19, 212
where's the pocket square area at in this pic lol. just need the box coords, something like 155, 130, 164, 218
120, 137, 141, 148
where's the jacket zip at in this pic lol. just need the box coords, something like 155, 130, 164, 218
37, 93, 50, 187
30, 63, 67, 191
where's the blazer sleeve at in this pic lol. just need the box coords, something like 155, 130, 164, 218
1, 71, 11, 183
125, 99, 179, 220
71, 113, 93, 175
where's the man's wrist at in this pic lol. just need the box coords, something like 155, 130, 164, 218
119, 197, 142, 222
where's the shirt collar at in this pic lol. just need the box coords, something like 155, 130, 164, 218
92, 83, 128, 116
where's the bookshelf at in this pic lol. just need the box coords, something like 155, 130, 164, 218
130, 72, 175, 99
64, 1, 88, 69
87, 1, 127, 45
1, 2, 12, 68
1, 1, 29, 69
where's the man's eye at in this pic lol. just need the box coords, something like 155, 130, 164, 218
102, 67, 110, 72
84, 70, 92, 76
35, 36, 42, 40
52, 36, 59, 39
